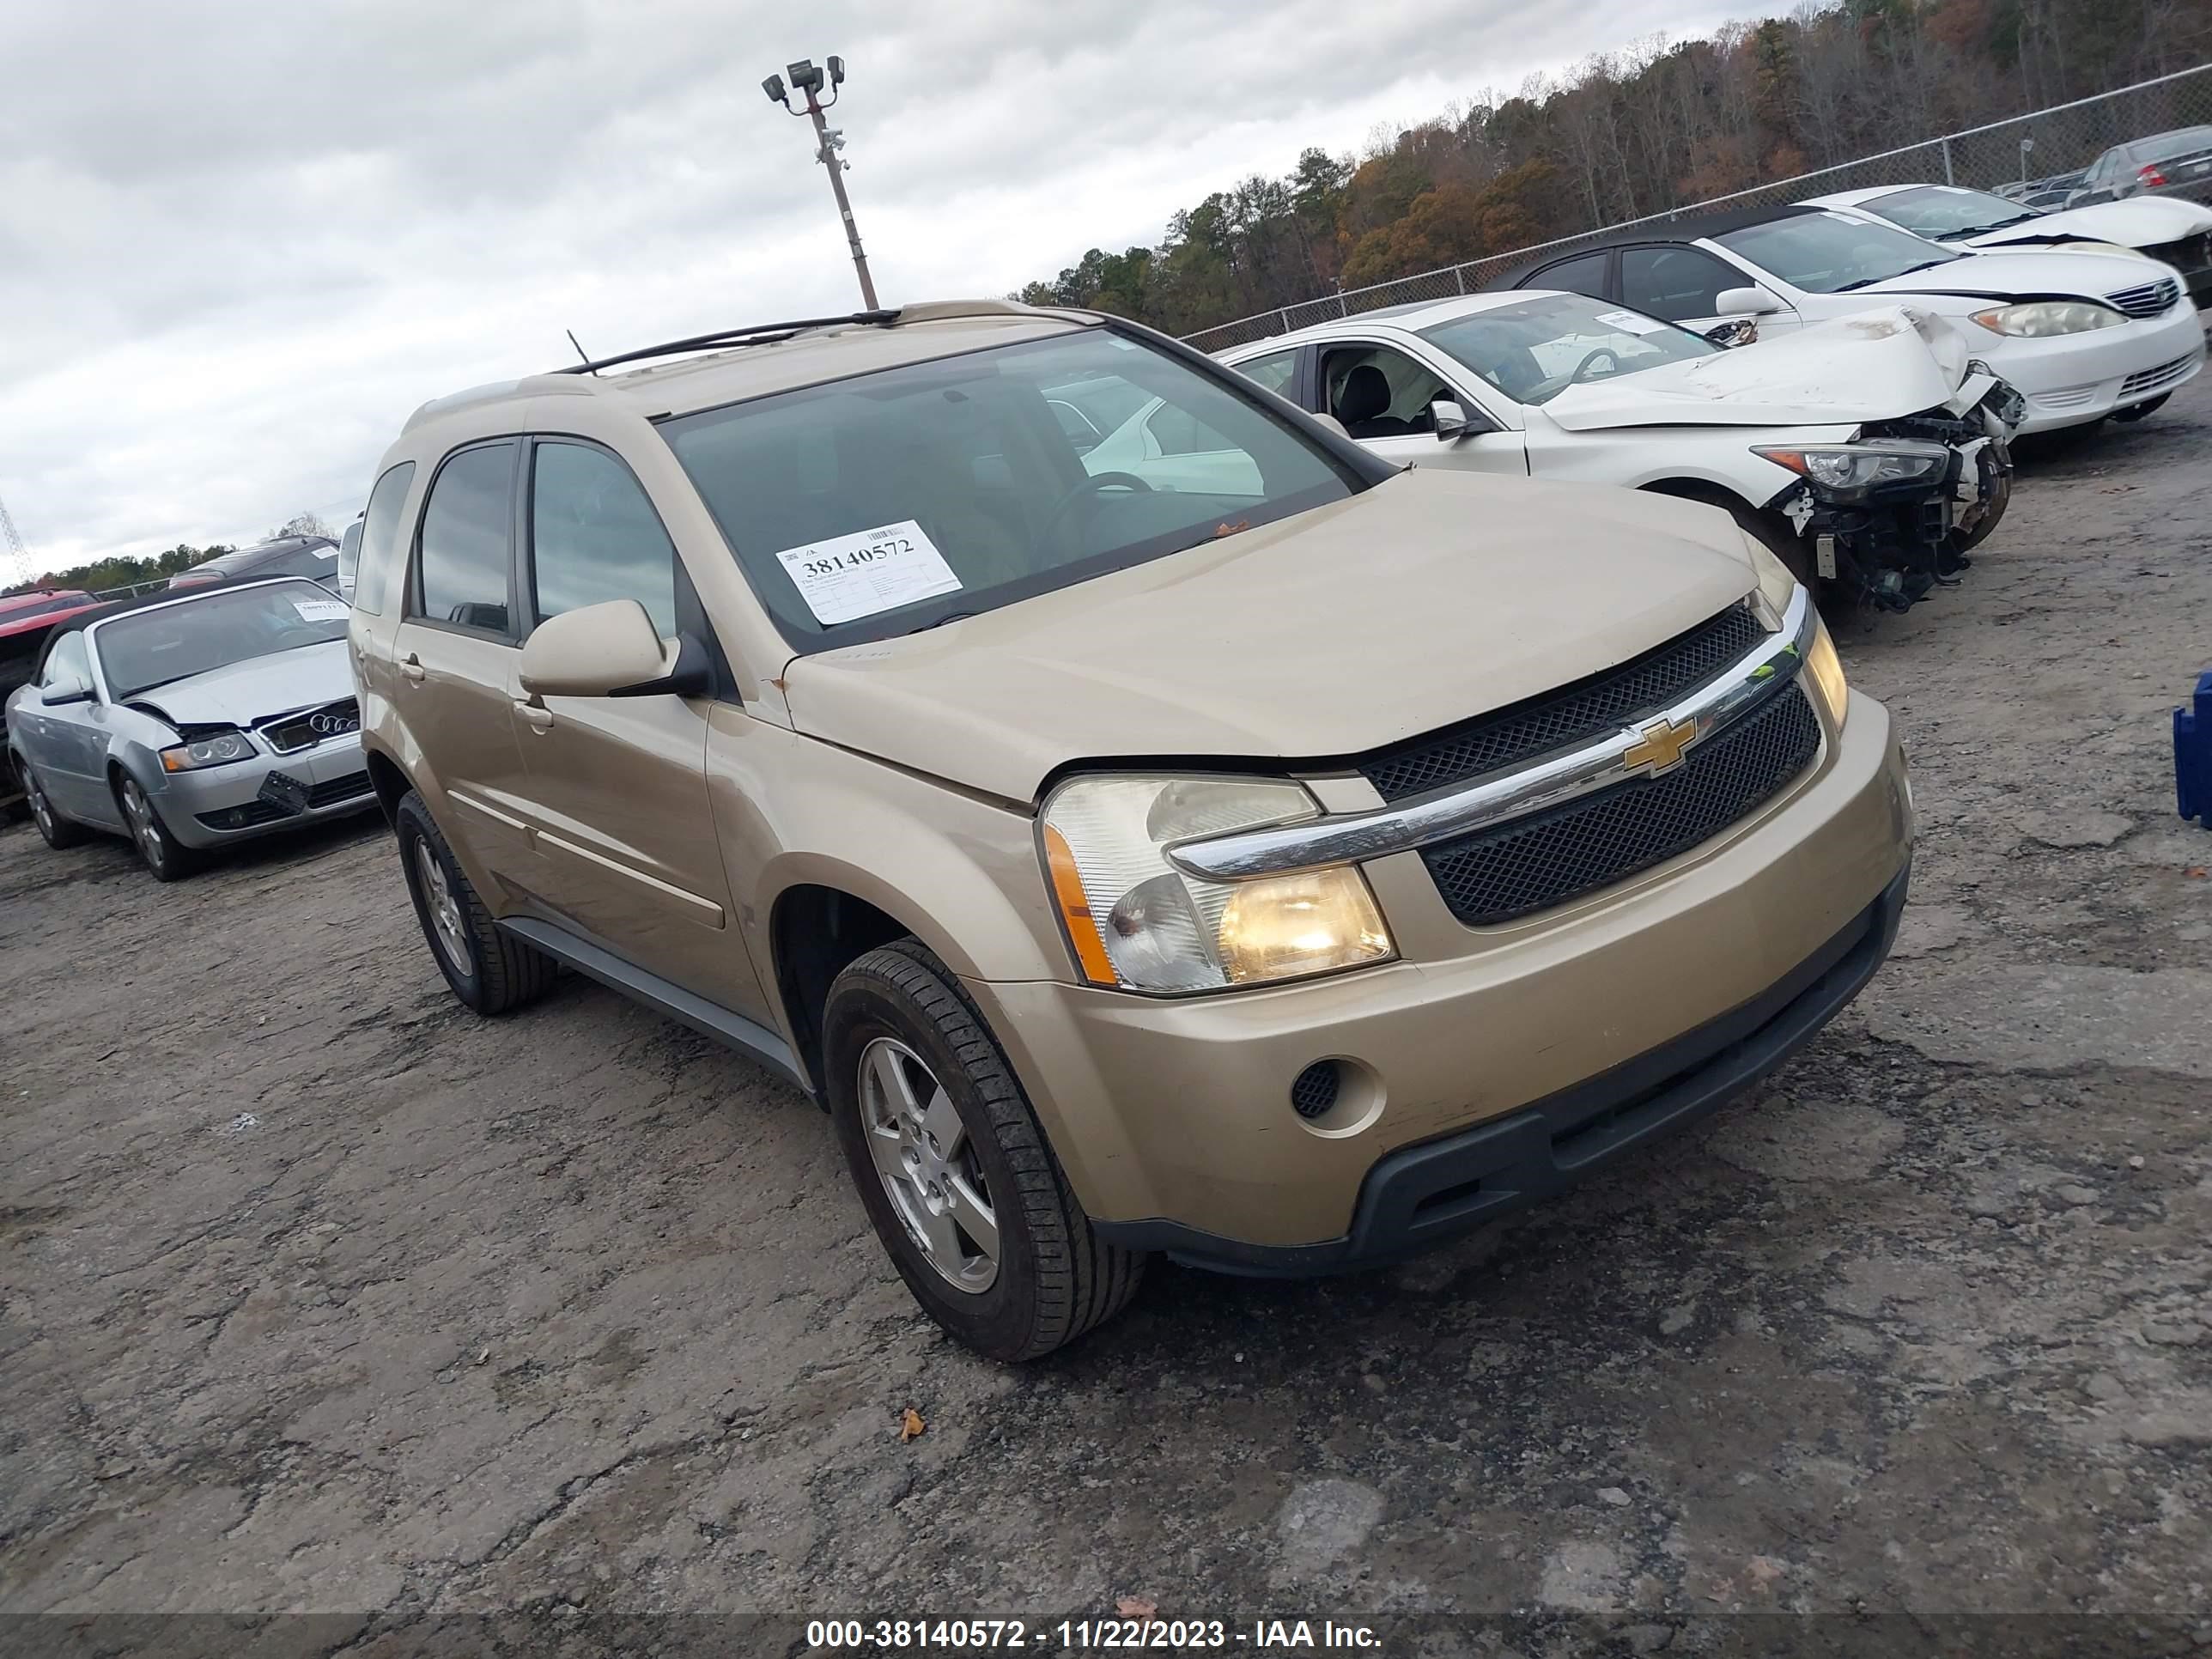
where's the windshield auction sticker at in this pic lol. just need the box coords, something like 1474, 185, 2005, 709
292, 599, 349, 623
775, 520, 963, 625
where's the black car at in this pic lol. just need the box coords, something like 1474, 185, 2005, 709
167, 534, 341, 593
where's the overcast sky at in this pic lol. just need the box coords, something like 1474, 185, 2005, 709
0, 0, 1741, 579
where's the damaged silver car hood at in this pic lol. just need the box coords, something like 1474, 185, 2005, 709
1541, 306, 1990, 433
122, 640, 354, 728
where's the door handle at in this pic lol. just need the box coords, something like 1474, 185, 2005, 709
400, 653, 425, 682
518, 702, 554, 732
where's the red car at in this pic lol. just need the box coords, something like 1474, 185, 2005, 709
3, 589, 103, 814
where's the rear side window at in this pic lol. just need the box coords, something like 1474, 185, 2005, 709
527, 441, 678, 636
352, 461, 416, 617
1527, 250, 1611, 300
412, 445, 516, 635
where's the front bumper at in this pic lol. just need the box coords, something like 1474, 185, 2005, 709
978, 692, 1912, 1257
1105, 858, 1908, 1274
149, 731, 378, 848
1985, 301, 2208, 431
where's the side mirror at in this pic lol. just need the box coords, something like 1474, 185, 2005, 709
1431, 399, 1474, 441
43, 672, 93, 706
520, 600, 685, 699
1310, 411, 1352, 440
1716, 286, 1783, 318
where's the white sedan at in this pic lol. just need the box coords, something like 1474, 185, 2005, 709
1805, 183, 2212, 312
1500, 204, 2206, 433
1217, 289, 2019, 613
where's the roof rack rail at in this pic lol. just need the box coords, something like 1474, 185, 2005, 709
556, 311, 899, 375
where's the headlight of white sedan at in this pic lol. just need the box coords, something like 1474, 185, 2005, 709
159, 729, 257, 771
1750, 438, 1949, 501
1040, 775, 1395, 993
1969, 301, 2126, 337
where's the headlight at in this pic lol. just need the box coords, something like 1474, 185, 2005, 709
1743, 538, 1802, 622
1968, 300, 2125, 337
1040, 775, 1395, 993
159, 730, 257, 771
1804, 613, 1849, 731
1751, 439, 1950, 501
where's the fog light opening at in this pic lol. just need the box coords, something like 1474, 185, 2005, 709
1290, 1060, 1341, 1121
1286, 1057, 1385, 1138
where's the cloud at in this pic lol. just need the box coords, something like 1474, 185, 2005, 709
0, 0, 1735, 576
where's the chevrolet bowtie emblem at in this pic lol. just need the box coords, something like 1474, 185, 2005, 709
1623, 715, 1700, 775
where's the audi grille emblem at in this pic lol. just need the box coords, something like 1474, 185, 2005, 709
308, 712, 359, 737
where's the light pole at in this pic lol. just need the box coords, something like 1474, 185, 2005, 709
763, 57, 880, 311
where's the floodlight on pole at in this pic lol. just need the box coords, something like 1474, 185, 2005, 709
764, 53, 878, 309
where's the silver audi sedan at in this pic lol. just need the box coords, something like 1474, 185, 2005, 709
3, 577, 375, 879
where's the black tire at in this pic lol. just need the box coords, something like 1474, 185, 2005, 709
15, 755, 88, 848
112, 769, 200, 881
823, 939, 1145, 1361
394, 789, 557, 1016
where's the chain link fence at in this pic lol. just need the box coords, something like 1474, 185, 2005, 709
1184, 64, 2212, 353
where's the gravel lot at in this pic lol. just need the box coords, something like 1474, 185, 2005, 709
4, 374, 2210, 1656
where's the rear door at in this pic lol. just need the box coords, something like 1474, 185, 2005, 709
507, 437, 753, 1010
391, 441, 538, 889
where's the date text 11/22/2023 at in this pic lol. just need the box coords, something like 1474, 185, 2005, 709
804, 1617, 1383, 1649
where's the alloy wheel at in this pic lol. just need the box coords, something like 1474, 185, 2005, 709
27, 772, 55, 837
857, 1036, 999, 1293
119, 779, 165, 871
414, 839, 471, 974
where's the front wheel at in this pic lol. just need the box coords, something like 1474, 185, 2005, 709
823, 940, 1145, 1361
114, 772, 198, 880
394, 789, 557, 1015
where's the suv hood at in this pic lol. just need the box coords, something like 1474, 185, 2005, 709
1543, 305, 1986, 431
121, 640, 353, 729
781, 469, 1758, 803
1966, 196, 2212, 251
1856, 244, 2172, 301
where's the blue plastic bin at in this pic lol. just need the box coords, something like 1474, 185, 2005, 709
2179, 671, 2212, 829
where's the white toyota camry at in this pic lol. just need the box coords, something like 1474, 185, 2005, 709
1806, 182, 2212, 312
1498, 204, 2206, 434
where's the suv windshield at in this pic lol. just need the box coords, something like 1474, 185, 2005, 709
94, 580, 350, 699
1419, 294, 1718, 405
1861, 185, 2040, 240
658, 327, 1363, 650
1716, 211, 1960, 293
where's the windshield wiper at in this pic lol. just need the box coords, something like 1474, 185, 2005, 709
1943, 217, 2034, 239
1837, 258, 1951, 290
908, 611, 976, 633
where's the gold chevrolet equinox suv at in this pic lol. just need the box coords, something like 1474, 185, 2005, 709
351, 300, 1912, 1360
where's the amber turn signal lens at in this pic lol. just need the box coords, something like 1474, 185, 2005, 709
1042, 823, 1117, 986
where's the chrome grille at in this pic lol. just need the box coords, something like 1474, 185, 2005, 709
2104, 276, 2180, 319
1358, 605, 1766, 803
1419, 685, 1821, 927
259, 697, 361, 755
